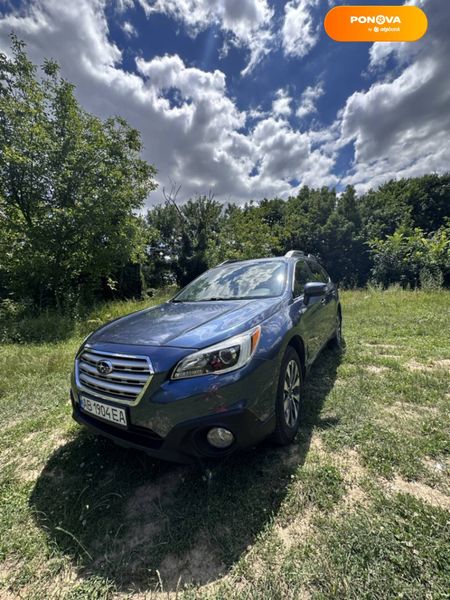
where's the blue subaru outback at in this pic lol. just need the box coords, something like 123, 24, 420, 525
71, 251, 342, 463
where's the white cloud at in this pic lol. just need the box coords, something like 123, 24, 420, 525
282, 0, 319, 59
250, 117, 338, 189
121, 20, 137, 37
141, 0, 275, 76
272, 88, 292, 118
296, 81, 324, 119
115, 0, 135, 13
0, 0, 337, 206
339, 0, 450, 192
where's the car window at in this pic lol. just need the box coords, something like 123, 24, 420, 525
173, 260, 287, 301
308, 261, 330, 283
293, 260, 310, 297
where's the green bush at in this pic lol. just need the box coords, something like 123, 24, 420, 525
369, 225, 450, 289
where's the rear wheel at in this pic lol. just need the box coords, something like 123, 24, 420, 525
273, 346, 303, 445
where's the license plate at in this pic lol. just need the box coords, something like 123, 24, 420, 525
79, 396, 127, 428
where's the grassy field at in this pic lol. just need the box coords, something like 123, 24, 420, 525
0, 289, 449, 599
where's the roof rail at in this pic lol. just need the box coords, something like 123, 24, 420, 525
285, 250, 320, 261
216, 258, 243, 266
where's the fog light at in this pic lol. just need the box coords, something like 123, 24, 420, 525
207, 427, 235, 449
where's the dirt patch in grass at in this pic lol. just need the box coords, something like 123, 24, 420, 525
363, 343, 401, 351
11, 430, 68, 483
432, 359, 450, 370
0, 558, 20, 586
275, 507, 315, 552
107, 467, 189, 568
10, 452, 43, 483
42, 565, 81, 599
3, 419, 23, 432
309, 435, 326, 456
333, 449, 368, 508
407, 360, 432, 372
387, 476, 450, 511
19, 467, 43, 483
365, 365, 389, 375
0, 587, 21, 600
406, 359, 450, 372
22, 431, 41, 444
389, 401, 439, 415
383, 404, 447, 444
378, 402, 438, 429
125, 467, 186, 517
333, 448, 366, 481
158, 532, 226, 589
363, 343, 398, 348
423, 456, 449, 475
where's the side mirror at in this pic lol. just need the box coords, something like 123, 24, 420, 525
304, 281, 327, 299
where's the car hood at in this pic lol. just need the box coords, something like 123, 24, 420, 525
88, 297, 283, 349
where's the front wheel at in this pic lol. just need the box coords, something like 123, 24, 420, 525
272, 346, 303, 445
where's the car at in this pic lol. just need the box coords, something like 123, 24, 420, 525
70, 251, 342, 463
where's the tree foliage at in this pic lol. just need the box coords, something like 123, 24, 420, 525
0, 36, 156, 308
145, 175, 450, 290
369, 225, 450, 289
206, 202, 282, 266
146, 194, 222, 287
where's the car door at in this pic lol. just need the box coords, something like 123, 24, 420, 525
290, 259, 324, 366
307, 260, 337, 344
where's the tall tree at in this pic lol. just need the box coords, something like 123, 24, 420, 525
206, 202, 282, 266
0, 36, 156, 308
147, 194, 223, 286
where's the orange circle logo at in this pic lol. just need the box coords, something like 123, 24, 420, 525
324, 5, 428, 42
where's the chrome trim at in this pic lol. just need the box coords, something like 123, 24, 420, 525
75, 347, 154, 406
82, 352, 149, 371
78, 372, 142, 396
83, 346, 152, 360
79, 362, 149, 383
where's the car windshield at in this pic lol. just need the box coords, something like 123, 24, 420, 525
173, 261, 287, 302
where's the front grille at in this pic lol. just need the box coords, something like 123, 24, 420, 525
76, 347, 153, 404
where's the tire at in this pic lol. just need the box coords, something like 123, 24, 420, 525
272, 346, 303, 445
328, 311, 343, 350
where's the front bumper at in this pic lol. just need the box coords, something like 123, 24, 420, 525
71, 341, 279, 463
71, 391, 275, 464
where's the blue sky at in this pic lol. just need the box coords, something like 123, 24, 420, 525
0, 0, 448, 206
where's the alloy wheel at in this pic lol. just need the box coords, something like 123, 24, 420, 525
283, 359, 301, 428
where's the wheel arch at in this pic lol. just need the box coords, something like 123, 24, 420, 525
286, 335, 306, 381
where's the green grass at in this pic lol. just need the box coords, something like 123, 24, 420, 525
0, 289, 449, 599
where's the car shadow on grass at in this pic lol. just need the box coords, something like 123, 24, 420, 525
30, 347, 342, 593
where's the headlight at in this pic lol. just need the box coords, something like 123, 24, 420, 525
172, 326, 261, 379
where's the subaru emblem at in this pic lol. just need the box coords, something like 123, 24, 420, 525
97, 359, 113, 375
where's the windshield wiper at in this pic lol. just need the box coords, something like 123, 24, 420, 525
173, 295, 275, 302
195, 296, 251, 301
